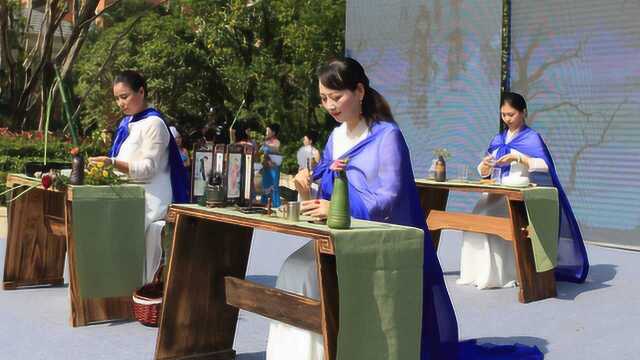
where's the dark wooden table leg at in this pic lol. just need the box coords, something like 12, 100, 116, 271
508, 200, 557, 303
3, 188, 66, 290
155, 215, 253, 360
315, 240, 339, 360
418, 187, 449, 251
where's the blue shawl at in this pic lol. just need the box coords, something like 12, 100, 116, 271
313, 121, 459, 359
313, 121, 545, 359
109, 108, 189, 203
489, 126, 589, 283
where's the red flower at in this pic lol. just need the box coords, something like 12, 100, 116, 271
41, 174, 52, 189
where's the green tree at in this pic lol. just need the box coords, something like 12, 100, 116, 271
0, 0, 123, 130
185, 0, 345, 172
74, 0, 345, 173
74, 4, 228, 137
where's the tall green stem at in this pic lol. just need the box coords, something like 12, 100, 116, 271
54, 67, 79, 147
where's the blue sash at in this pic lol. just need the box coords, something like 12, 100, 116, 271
109, 108, 188, 203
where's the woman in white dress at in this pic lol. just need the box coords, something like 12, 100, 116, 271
458, 92, 550, 289
458, 92, 589, 289
89, 71, 189, 282
266, 58, 459, 360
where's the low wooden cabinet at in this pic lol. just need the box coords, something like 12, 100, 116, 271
3, 174, 135, 326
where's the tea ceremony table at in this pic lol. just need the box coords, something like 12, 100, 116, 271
3, 173, 145, 326
415, 179, 559, 303
156, 204, 426, 360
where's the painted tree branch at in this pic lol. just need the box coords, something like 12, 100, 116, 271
565, 99, 628, 193
528, 100, 593, 124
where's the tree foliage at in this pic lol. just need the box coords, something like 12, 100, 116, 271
74, 2, 225, 135
0, 0, 122, 130
74, 0, 345, 172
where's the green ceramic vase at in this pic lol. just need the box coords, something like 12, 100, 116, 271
327, 171, 351, 229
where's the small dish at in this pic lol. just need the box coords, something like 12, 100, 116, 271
501, 176, 530, 187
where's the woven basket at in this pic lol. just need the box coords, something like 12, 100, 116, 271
132, 266, 163, 327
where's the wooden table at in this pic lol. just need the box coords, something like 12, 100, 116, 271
155, 205, 340, 360
415, 180, 557, 303
3, 174, 134, 326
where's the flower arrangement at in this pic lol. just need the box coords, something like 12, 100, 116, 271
84, 162, 123, 185
40, 170, 70, 191
433, 148, 451, 160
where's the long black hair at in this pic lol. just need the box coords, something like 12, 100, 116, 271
113, 70, 147, 98
317, 57, 394, 126
500, 91, 527, 113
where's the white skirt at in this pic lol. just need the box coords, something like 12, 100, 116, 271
266, 241, 324, 360
457, 193, 517, 289
142, 180, 171, 283
144, 220, 165, 283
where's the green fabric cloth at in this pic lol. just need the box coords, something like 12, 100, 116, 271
175, 204, 423, 360
415, 178, 559, 272
71, 185, 145, 299
522, 187, 559, 272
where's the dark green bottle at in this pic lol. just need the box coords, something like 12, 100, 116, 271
327, 170, 351, 229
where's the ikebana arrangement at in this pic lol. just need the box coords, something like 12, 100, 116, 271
28, 147, 124, 192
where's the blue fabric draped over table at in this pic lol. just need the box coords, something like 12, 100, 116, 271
489, 126, 589, 283
314, 121, 458, 358
109, 107, 189, 203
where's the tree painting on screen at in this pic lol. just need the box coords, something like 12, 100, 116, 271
510, 28, 628, 194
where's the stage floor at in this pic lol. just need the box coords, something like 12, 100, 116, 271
0, 210, 638, 359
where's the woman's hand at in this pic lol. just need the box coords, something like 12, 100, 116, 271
479, 155, 494, 177
89, 156, 112, 166
301, 199, 330, 220
495, 153, 519, 166
294, 168, 312, 200
330, 159, 347, 171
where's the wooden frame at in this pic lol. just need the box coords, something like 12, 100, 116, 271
240, 144, 255, 207
225, 144, 244, 205
212, 144, 226, 180
191, 143, 214, 201
415, 180, 557, 303
155, 205, 338, 360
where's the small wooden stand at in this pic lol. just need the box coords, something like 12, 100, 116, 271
3, 174, 134, 326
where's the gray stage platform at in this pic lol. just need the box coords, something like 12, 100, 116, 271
0, 209, 638, 359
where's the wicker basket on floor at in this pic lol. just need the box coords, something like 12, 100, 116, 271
132, 266, 163, 327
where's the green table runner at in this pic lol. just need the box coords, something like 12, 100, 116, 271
176, 204, 423, 360
415, 179, 559, 272
71, 185, 145, 299
522, 188, 559, 271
